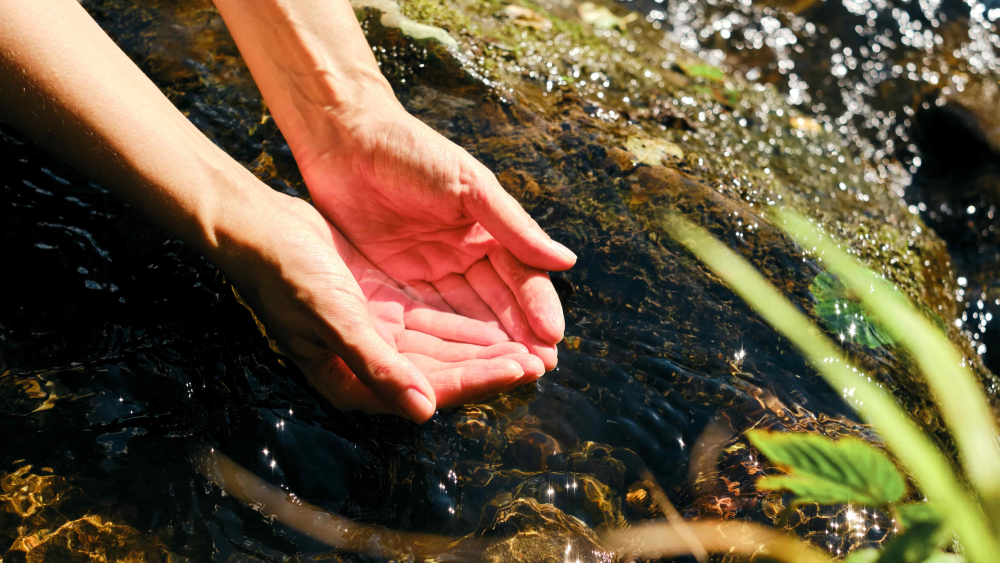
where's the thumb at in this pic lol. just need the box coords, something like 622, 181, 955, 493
462, 166, 577, 271
320, 311, 437, 422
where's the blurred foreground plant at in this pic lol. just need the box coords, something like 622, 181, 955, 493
659, 211, 1000, 563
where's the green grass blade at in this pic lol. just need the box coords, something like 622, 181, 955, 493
662, 214, 1000, 563
779, 211, 1000, 523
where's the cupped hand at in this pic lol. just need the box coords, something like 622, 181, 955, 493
295, 104, 576, 370
217, 189, 545, 422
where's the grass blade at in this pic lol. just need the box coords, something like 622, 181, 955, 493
602, 520, 832, 563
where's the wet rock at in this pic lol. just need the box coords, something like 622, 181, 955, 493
624, 483, 665, 520
474, 498, 622, 563
602, 148, 636, 175
911, 85, 1000, 374
623, 136, 684, 166
351, 0, 485, 94
1, 466, 177, 563
352, 0, 459, 50
500, 5, 553, 31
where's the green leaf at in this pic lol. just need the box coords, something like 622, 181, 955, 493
863, 503, 950, 563
876, 525, 949, 563
748, 430, 907, 507
810, 272, 895, 349
897, 503, 943, 530
846, 549, 881, 563
922, 553, 965, 563
810, 272, 947, 350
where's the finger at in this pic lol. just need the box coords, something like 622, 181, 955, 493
403, 354, 525, 408
399, 280, 455, 313
306, 351, 543, 413
404, 306, 510, 345
444, 353, 544, 398
431, 273, 505, 328
461, 165, 576, 271
404, 352, 541, 383
488, 246, 565, 344
500, 352, 545, 380
316, 302, 437, 422
465, 259, 559, 370
397, 330, 528, 361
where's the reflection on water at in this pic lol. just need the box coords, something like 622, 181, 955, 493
628, 0, 1000, 170
1, 0, 998, 560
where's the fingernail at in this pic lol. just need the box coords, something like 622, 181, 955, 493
397, 389, 435, 422
550, 240, 577, 261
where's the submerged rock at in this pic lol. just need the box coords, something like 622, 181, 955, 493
474, 498, 620, 563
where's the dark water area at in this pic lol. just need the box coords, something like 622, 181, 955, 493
2, 0, 999, 561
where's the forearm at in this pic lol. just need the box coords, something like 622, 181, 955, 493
0, 0, 269, 262
210, 0, 399, 164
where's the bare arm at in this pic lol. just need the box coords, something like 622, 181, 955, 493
0, 0, 269, 260
0, 0, 538, 421
208, 0, 398, 161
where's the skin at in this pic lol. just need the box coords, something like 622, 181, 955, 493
210, 0, 577, 368
0, 0, 572, 423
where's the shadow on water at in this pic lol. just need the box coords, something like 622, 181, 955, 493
1, 0, 999, 560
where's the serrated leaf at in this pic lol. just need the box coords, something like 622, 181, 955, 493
810, 272, 947, 349
748, 430, 907, 507
810, 271, 895, 349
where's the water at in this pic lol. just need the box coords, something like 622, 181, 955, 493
628, 0, 1000, 168
1, 0, 998, 560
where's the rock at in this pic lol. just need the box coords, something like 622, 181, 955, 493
1, 466, 178, 562
500, 5, 552, 31
351, 0, 459, 50
475, 498, 622, 563
624, 135, 684, 166
577, 2, 638, 31
910, 84, 1000, 374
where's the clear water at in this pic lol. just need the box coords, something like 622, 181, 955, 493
2, 0, 998, 560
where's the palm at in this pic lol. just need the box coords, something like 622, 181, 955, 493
300, 111, 574, 369
229, 192, 542, 418
321, 256, 542, 413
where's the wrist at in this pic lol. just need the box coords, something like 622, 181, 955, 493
211, 0, 403, 163
284, 68, 402, 162
188, 155, 277, 277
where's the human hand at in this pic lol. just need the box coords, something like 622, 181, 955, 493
216, 189, 545, 422
294, 104, 577, 370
